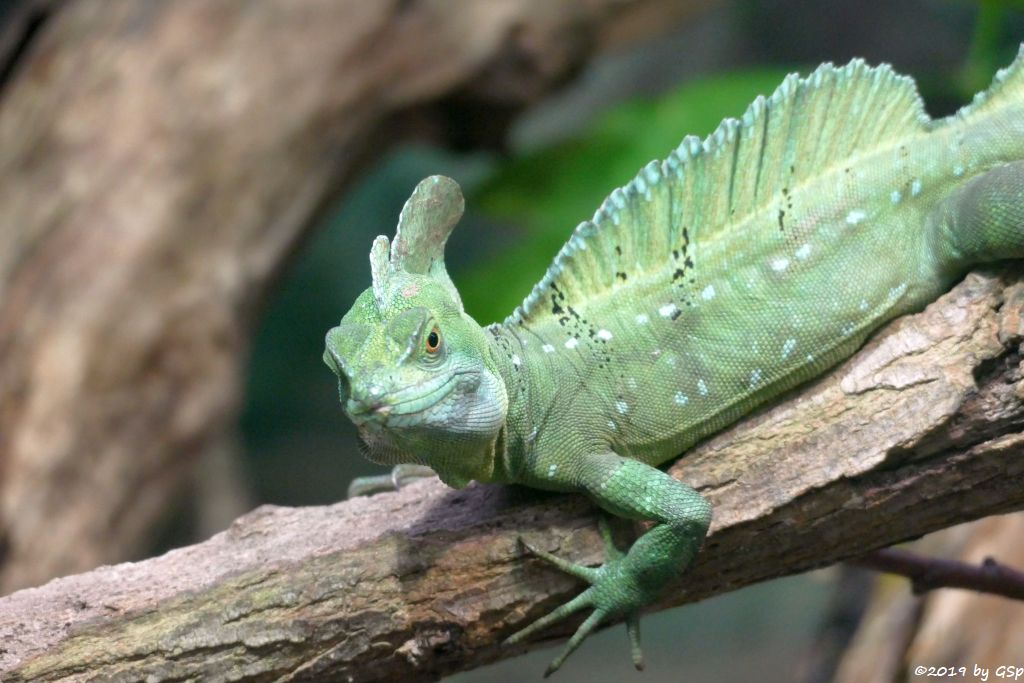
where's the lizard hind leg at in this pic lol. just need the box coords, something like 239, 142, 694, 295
505, 536, 629, 678
597, 516, 646, 669
928, 160, 1024, 272
505, 453, 712, 675
505, 514, 644, 675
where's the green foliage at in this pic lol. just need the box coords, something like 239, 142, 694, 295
955, 0, 1024, 98
458, 69, 791, 323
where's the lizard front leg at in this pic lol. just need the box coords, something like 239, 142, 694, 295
347, 464, 436, 498
506, 452, 712, 676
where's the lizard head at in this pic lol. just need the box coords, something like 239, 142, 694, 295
324, 176, 508, 489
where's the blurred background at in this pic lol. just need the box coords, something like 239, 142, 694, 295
1, 0, 1023, 681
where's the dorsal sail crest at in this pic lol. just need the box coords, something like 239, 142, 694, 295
504, 58, 938, 327
951, 43, 1024, 121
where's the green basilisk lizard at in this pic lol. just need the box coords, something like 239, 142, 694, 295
324, 47, 1024, 675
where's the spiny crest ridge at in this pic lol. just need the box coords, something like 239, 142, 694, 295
505, 56, 935, 327
952, 43, 1024, 121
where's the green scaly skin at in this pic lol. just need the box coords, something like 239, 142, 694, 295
324, 47, 1024, 676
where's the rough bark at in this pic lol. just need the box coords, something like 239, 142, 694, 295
1, 270, 1023, 682
0, 0, 696, 595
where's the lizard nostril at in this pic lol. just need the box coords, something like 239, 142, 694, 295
348, 384, 388, 417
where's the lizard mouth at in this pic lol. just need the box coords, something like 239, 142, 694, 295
346, 371, 469, 426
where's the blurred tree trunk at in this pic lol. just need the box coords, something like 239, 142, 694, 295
0, 0, 705, 595
832, 514, 1024, 683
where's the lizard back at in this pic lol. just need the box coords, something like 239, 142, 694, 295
499, 48, 1024, 466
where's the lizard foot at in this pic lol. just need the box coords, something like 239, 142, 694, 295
505, 517, 645, 676
346, 464, 436, 498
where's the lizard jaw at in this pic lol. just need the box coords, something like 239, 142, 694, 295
345, 371, 468, 427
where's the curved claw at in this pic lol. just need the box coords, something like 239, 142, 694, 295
626, 615, 644, 671
597, 515, 625, 561
519, 539, 601, 584
543, 609, 607, 678
505, 589, 593, 646
507, 529, 647, 675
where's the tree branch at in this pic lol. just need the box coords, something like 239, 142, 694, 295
0, 0, 692, 595
850, 548, 1024, 600
1, 271, 1023, 681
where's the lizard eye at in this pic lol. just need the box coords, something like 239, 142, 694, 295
425, 326, 441, 353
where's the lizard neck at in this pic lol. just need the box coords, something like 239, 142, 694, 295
484, 323, 548, 485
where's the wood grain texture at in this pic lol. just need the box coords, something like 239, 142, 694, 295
1, 270, 1022, 681
0, 0, 686, 595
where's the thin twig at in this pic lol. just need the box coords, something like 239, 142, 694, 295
850, 548, 1024, 600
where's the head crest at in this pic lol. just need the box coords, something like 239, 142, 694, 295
369, 175, 464, 308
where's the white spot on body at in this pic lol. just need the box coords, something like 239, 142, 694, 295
511, 354, 522, 367
781, 338, 796, 360
697, 379, 708, 396
749, 368, 762, 388
674, 391, 689, 406
565, 338, 579, 349
910, 179, 922, 196
701, 284, 716, 300
542, 344, 555, 353
770, 257, 790, 272
841, 322, 856, 336
859, 299, 869, 311
635, 313, 649, 324
888, 282, 908, 300
597, 329, 613, 341
616, 400, 629, 414
845, 209, 867, 225
664, 354, 677, 368
659, 303, 678, 318
890, 190, 902, 204
607, 420, 617, 431
369, 385, 382, 397
953, 164, 965, 177
795, 244, 811, 260
611, 212, 621, 226
547, 464, 558, 478
626, 377, 638, 390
